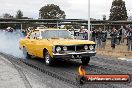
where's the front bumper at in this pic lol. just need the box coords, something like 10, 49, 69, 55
53, 51, 96, 59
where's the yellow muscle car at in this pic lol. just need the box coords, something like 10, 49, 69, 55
19, 28, 96, 66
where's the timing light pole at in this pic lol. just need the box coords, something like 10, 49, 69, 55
88, 0, 90, 40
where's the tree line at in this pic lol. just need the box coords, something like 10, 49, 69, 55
2, 10, 24, 19
0, 0, 129, 29
1, 4, 66, 19
0, 0, 129, 20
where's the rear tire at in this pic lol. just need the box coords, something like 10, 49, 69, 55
23, 47, 31, 59
81, 57, 90, 65
44, 51, 54, 66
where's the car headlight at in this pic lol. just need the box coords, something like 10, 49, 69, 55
89, 45, 94, 50
63, 46, 67, 51
56, 46, 61, 52
84, 45, 88, 50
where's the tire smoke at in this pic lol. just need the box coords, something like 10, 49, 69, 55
0, 30, 24, 58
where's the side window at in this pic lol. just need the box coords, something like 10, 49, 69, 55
30, 32, 40, 39
35, 32, 40, 38
41, 31, 46, 39
30, 32, 35, 39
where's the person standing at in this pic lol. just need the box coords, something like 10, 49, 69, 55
21, 29, 27, 37
121, 26, 126, 43
102, 31, 107, 49
110, 27, 118, 49
126, 25, 131, 45
96, 28, 103, 48
79, 27, 85, 40
91, 29, 97, 42
118, 26, 123, 44
127, 28, 132, 51
83, 29, 88, 40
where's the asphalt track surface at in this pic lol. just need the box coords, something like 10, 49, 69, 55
0, 52, 132, 88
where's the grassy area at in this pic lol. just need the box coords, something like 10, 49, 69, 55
96, 39, 132, 59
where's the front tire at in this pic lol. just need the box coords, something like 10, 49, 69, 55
81, 57, 90, 65
44, 51, 54, 66
23, 47, 31, 59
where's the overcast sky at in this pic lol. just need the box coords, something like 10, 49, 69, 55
0, 0, 131, 20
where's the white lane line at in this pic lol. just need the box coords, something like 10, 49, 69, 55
118, 58, 132, 61
126, 59, 132, 61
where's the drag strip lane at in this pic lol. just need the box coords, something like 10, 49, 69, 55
0, 52, 132, 88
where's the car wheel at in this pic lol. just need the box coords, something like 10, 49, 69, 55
23, 47, 31, 59
44, 51, 54, 66
81, 57, 90, 65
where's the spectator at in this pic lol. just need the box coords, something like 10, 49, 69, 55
110, 27, 118, 49
84, 30, 88, 40
121, 26, 126, 43
79, 27, 85, 40
21, 29, 27, 37
79, 26, 84, 33
126, 25, 131, 45
118, 26, 123, 44
91, 29, 97, 42
96, 28, 102, 48
115, 29, 118, 44
126, 28, 132, 51
102, 31, 107, 49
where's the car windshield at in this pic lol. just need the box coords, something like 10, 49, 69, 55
41, 30, 73, 39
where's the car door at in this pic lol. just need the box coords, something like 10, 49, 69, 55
35, 31, 47, 58
33, 32, 42, 57
26, 32, 37, 56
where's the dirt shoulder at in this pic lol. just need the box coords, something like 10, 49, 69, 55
96, 40, 132, 59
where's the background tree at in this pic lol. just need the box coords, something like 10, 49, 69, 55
0, 13, 13, 28
39, 4, 66, 19
109, 0, 128, 21
16, 10, 23, 19
3, 13, 13, 18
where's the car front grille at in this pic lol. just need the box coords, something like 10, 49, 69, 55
55, 44, 95, 53
67, 45, 85, 51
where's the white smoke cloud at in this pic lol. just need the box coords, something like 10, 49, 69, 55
0, 30, 24, 58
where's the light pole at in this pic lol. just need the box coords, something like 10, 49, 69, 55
128, 10, 132, 21
88, 0, 90, 40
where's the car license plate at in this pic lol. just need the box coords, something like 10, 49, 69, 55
72, 54, 82, 59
